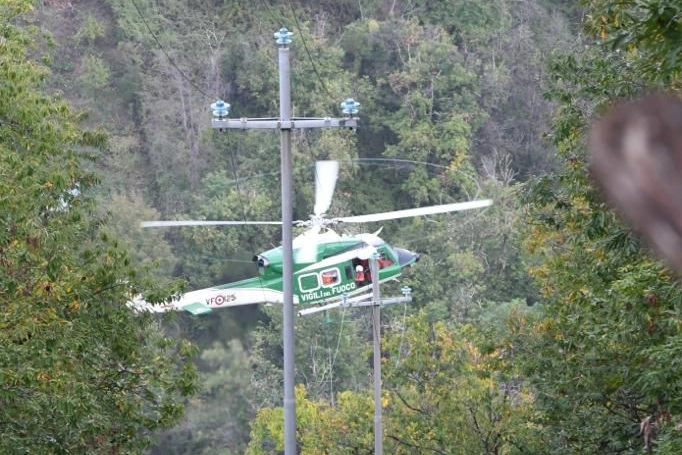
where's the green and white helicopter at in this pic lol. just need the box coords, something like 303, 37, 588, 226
133, 161, 492, 315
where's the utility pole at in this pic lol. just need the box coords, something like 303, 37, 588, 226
370, 255, 383, 455
210, 28, 358, 455
298, 257, 413, 455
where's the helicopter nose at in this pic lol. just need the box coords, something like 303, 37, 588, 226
395, 248, 420, 267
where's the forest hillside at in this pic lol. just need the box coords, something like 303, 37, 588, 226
4, 0, 682, 453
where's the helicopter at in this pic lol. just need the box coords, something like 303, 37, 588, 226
132, 161, 492, 315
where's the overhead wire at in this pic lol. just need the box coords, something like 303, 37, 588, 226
284, 0, 354, 380
392, 295, 411, 367
130, 0, 287, 299
127, 1, 421, 366
326, 305, 348, 403
226, 137, 270, 303
283, 0, 340, 188
255, 0, 285, 27
128, 0, 214, 99
287, 0, 334, 99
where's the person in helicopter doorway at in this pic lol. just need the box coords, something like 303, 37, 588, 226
354, 259, 371, 286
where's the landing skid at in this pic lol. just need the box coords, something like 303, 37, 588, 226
297, 292, 412, 316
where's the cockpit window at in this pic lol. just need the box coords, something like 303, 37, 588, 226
321, 269, 340, 286
377, 248, 394, 268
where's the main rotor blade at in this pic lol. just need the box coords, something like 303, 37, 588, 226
141, 220, 282, 227
313, 160, 339, 216
335, 199, 493, 224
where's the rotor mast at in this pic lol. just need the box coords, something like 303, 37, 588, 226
210, 28, 359, 455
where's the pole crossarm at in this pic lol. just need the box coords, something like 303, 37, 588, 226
212, 117, 358, 130
297, 295, 413, 317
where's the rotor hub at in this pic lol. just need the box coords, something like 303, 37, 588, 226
296, 214, 338, 228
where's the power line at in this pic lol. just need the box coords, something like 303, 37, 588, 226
287, 0, 333, 99
256, 0, 285, 27
328, 306, 347, 403
226, 136, 269, 302
210, 30, 358, 455
128, 0, 213, 99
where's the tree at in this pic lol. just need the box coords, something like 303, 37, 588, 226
382, 314, 543, 455
519, 3, 682, 451
0, 2, 197, 452
475, 0, 572, 177
246, 312, 543, 454
99, 191, 178, 281
250, 305, 371, 406
246, 385, 375, 455
151, 339, 257, 455
23, 0, 581, 451
78, 54, 111, 101
584, 0, 682, 85
396, 174, 533, 323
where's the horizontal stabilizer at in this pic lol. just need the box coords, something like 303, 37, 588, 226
181, 302, 212, 315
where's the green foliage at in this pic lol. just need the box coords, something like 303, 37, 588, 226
585, 0, 682, 84
172, 167, 280, 288
250, 305, 370, 406
518, 4, 682, 452
26, 0, 581, 452
75, 13, 106, 46
342, 18, 485, 206
0, 2, 197, 452
395, 177, 533, 323
79, 54, 111, 99
100, 191, 178, 280
246, 312, 544, 454
416, 0, 511, 44
382, 314, 544, 454
246, 385, 374, 455
152, 339, 257, 455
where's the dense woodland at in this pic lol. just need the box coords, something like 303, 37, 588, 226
3, 0, 682, 453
